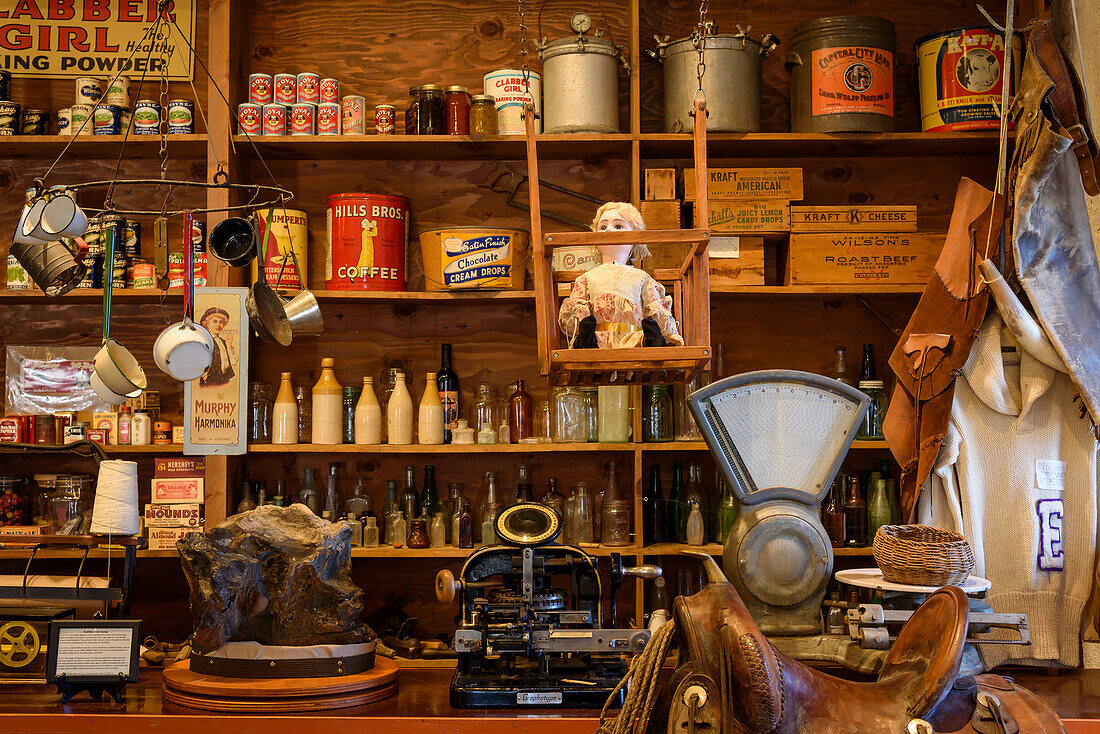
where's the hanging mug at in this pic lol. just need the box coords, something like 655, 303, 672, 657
13, 200, 50, 245
39, 192, 88, 238
208, 216, 258, 267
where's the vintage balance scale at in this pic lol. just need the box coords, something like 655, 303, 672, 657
688, 370, 1030, 674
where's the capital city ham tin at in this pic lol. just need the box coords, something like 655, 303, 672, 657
325, 193, 409, 291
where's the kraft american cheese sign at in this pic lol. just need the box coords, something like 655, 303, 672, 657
0, 0, 195, 80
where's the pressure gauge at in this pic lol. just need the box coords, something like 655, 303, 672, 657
571, 12, 593, 35
495, 502, 561, 546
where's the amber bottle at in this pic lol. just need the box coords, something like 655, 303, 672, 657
508, 379, 533, 442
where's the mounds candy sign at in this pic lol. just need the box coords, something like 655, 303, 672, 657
0, 0, 195, 79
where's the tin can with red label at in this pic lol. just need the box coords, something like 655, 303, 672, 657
320, 78, 340, 103
325, 193, 409, 291
274, 73, 296, 104
238, 103, 262, 135
249, 73, 273, 105
341, 95, 366, 134
317, 102, 340, 135
290, 103, 316, 135
375, 104, 396, 134
296, 72, 320, 104
262, 103, 287, 135
0, 416, 24, 442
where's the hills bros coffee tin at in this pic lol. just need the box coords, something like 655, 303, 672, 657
325, 193, 409, 291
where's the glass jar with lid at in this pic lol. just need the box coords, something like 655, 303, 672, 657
675, 371, 709, 440
643, 385, 674, 442
248, 381, 273, 443
469, 94, 497, 135
416, 84, 444, 134
856, 380, 888, 439
473, 382, 500, 436
444, 85, 471, 134
50, 476, 83, 534
597, 385, 630, 443
552, 386, 587, 443
405, 86, 419, 134
131, 410, 152, 445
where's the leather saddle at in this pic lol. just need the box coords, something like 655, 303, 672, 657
663, 553, 1064, 734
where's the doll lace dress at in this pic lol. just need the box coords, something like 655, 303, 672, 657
558, 263, 684, 348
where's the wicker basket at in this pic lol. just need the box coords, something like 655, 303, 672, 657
872, 524, 975, 587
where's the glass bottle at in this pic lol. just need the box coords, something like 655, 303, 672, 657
355, 377, 382, 444
552, 386, 586, 442
322, 462, 341, 521
392, 513, 407, 547
416, 84, 444, 134
535, 399, 553, 442
667, 461, 685, 542
117, 406, 132, 445
844, 475, 868, 547
249, 381, 273, 444
383, 480, 400, 545
857, 380, 888, 439
418, 372, 444, 445
420, 465, 439, 518
645, 576, 669, 628
312, 358, 342, 445
643, 385, 674, 442
684, 464, 708, 542
600, 460, 631, 546
457, 498, 474, 548
508, 379, 533, 442
298, 468, 321, 515
644, 465, 666, 545
400, 466, 419, 522
562, 485, 578, 544
376, 367, 400, 443
831, 347, 853, 386
597, 385, 630, 443
452, 419, 475, 444
580, 387, 599, 442
272, 372, 298, 444
363, 516, 380, 547
514, 464, 533, 503
473, 382, 499, 440
131, 409, 152, 445
345, 477, 371, 520
686, 503, 705, 546
430, 512, 447, 547
272, 478, 286, 507
868, 478, 892, 543
407, 517, 430, 548
481, 471, 504, 543
295, 386, 312, 443
342, 385, 361, 444
404, 86, 418, 134
444, 483, 461, 544
237, 479, 257, 514
716, 473, 738, 545
254, 480, 266, 507
861, 343, 876, 381
444, 85, 471, 134
497, 420, 510, 444
347, 514, 363, 546
573, 481, 594, 543
675, 371, 709, 441
887, 477, 901, 525
437, 343, 460, 444
387, 371, 414, 444
822, 478, 846, 547
469, 94, 498, 134
539, 478, 565, 516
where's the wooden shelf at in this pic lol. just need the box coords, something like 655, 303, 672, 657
637, 543, 875, 557
0, 547, 178, 559
313, 289, 535, 302
711, 284, 924, 296
248, 442, 639, 453
0, 134, 209, 159
0, 288, 182, 304
639, 131, 1004, 159
103, 444, 185, 454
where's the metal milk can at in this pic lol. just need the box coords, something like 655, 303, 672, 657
653, 22, 778, 133
537, 12, 625, 134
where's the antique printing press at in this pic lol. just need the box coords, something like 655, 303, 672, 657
435, 503, 659, 707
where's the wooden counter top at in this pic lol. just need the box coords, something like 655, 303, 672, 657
0, 667, 1097, 733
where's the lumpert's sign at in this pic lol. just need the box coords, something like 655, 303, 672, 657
0, 0, 195, 79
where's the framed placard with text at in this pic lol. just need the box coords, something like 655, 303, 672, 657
184, 287, 249, 455
46, 620, 141, 693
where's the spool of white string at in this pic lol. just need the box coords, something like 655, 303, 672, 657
91, 460, 139, 535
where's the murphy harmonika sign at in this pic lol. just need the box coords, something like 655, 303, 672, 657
0, 0, 195, 79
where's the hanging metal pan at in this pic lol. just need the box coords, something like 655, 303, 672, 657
245, 213, 292, 346
282, 251, 324, 338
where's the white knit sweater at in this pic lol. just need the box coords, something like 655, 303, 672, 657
918, 311, 1099, 668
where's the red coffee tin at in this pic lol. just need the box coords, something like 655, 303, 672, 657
262, 103, 286, 135
274, 73, 296, 104
375, 104, 395, 134
325, 193, 409, 291
317, 102, 340, 135
249, 73, 273, 105
320, 78, 340, 103
290, 103, 316, 135
296, 72, 320, 104
238, 103, 262, 135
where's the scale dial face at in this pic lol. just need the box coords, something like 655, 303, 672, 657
571, 12, 592, 34
495, 502, 562, 546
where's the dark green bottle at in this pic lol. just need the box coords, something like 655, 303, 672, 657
667, 461, 685, 542
420, 464, 438, 518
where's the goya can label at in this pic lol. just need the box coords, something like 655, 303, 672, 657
320, 78, 340, 103
917, 28, 1021, 132
289, 102, 316, 135
274, 73, 297, 104
105, 75, 129, 108
326, 193, 409, 291
810, 47, 893, 117
238, 103, 262, 135
167, 99, 194, 133
341, 95, 366, 134
93, 103, 121, 134
75, 77, 102, 105
249, 73, 273, 105
317, 102, 340, 134
0, 102, 20, 135
57, 108, 72, 135
262, 103, 287, 135
252, 208, 308, 293
133, 100, 161, 134
296, 72, 320, 104
20, 109, 46, 135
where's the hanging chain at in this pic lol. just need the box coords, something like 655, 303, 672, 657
693, 0, 709, 95
158, 15, 170, 184
519, 0, 532, 97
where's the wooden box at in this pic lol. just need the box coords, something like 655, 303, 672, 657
684, 168, 803, 201
640, 199, 681, 230
148, 526, 203, 551
694, 200, 790, 233
144, 504, 202, 528
644, 168, 677, 200
790, 205, 917, 232
785, 232, 944, 285
709, 236, 765, 287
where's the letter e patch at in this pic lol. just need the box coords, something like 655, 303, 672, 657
1036, 498, 1065, 572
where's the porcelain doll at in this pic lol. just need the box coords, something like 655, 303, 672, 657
558, 202, 684, 349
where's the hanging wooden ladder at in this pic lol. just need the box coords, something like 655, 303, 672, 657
525, 98, 712, 386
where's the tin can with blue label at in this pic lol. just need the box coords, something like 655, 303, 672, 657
93, 104, 122, 135
75, 77, 103, 105
123, 220, 141, 258
83, 254, 104, 288
419, 227, 529, 291
21, 109, 47, 135
0, 102, 20, 135
57, 108, 72, 135
167, 99, 194, 133
132, 100, 161, 134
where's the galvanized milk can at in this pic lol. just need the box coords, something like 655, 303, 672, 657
537, 12, 624, 134
653, 22, 778, 133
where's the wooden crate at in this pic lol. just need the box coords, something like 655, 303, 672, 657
785, 232, 945, 285
644, 168, 677, 200
640, 199, 681, 230
693, 200, 790, 234
790, 205, 918, 232
709, 235, 765, 287
684, 168, 803, 201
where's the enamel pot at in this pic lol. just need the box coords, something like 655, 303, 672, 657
153, 211, 214, 381
93, 220, 146, 400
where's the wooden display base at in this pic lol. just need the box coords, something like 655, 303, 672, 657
161, 656, 398, 713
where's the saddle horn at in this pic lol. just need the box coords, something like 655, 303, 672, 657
680, 549, 730, 585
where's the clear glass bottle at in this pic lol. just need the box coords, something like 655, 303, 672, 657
716, 473, 738, 545
418, 372, 444, 445
382, 479, 400, 544
644, 465, 666, 545
272, 372, 298, 444
481, 471, 504, 543
131, 409, 151, 445
420, 465, 439, 518
643, 385, 674, 442
686, 503, 705, 546
392, 513, 407, 547
322, 462, 341, 521
249, 381, 273, 444
508, 379, 533, 442
534, 399, 553, 442
580, 387, 599, 442
312, 358, 342, 445
685, 464, 709, 542
272, 478, 286, 507
298, 468, 321, 515
355, 376, 382, 444
572, 481, 594, 543
295, 386, 312, 443
831, 347, 853, 386
236, 479, 257, 514
363, 516, 379, 547
597, 385, 630, 443
430, 512, 446, 547
387, 371, 414, 444
600, 460, 631, 546
857, 380, 888, 439
514, 464, 533, 504
473, 382, 499, 439
539, 477, 565, 516
347, 515, 363, 546
345, 476, 371, 520
342, 385, 361, 444
254, 480, 266, 507
674, 371, 709, 441
562, 485, 578, 544
552, 386, 586, 442
400, 465, 419, 523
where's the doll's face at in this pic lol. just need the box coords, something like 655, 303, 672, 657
596, 209, 636, 264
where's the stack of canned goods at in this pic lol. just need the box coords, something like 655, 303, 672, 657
56, 76, 195, 136
167, 218, 209, 289
241, 72, 343, 136
0, 71, 51, 136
